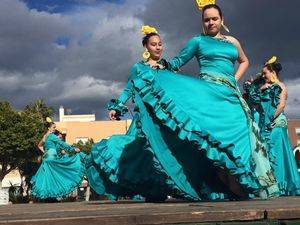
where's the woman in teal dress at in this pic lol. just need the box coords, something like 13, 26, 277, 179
31, 121, 86, 200
86, 5, 278, 201
160, 4, 279, 198
244, 57, 300, 195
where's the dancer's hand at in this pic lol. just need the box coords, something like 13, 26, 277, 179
244, 76, 254, 85
61, 150, 66, 154
74, 148, 80, 153
260, 83, 271, 91
109, 110, 118, 120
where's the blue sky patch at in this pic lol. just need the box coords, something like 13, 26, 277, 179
55, 36, 70, 48
22, 0, 124, 13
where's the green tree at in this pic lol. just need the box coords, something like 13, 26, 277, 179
73, 139, 94, 154
0, 100, 53, 192
0, 101, 22, 186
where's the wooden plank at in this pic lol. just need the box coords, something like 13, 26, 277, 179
0, 197, 299, 225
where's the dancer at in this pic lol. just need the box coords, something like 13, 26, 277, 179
31, 118, 86, 200
244, 56, 300, 195
86, 19, 278, 201
159, 1, 278, 198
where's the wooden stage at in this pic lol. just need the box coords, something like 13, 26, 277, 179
1, 197, 300, 225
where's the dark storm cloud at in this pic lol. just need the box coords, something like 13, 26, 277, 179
137, 0, 300, 118
138, 0, 300, 77
0, 0, 299, 119
0, 1, 69, 72
0, 0, 145, 119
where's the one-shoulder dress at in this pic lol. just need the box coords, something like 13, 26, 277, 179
86, 34, 279, 200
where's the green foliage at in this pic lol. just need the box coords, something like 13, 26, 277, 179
0, 101, 23, 181
73, 139, 94, 154
0, 99, 53, 186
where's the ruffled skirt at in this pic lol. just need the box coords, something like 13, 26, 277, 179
268, 126, 300, 195
86, 69, 279, 200
31, 149, 86, 199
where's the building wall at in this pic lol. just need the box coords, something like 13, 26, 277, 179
56, 120, 131, 144
2, 170, 21, 188
288, 119, 300, 147
55, 117, 300, 147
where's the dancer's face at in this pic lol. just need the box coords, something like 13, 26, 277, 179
146, 35, 163, 60
261, 67, 275, 83
203, 8, 222, 36
49, 123, 56, 133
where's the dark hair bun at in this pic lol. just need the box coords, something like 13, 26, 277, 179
273, 63, 282, 73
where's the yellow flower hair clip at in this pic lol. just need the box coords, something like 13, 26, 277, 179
46, 117, 52, 123
195, 0, 216, 10
141, 25, 158, 35
265, 56, 277, 65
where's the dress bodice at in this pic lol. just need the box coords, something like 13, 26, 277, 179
44, 133, 57, 150
245, 82, 286, 129
260, 84, 286, 125
169, 34, 238, 79
44, 133, 74, 152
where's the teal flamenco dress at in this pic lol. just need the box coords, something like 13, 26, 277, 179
31, 133, 86, 199
86, 34, 279, 200
245, 82, 300, 195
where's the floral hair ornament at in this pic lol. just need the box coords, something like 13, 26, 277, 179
264, 56, 280, 83
46, 117, 53, 123
195, 0, 216, 10
195, 0, 230, 33
141, 25, 158, 35
265, 56, 277, 66
141, 25, 158, 60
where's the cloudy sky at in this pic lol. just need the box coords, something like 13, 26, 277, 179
0, 0, 299, 119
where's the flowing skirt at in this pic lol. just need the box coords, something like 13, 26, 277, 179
268, 126, 300, 195
86, 69, 279, 200
31, 149, 86, 199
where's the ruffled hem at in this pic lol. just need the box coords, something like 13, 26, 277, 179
30, 155, 86, 200
90, 135, 198, 200
130, 69, 267, 196
278, 181, 300, 196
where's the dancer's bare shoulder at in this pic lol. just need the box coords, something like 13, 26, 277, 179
224, 35, 240, 47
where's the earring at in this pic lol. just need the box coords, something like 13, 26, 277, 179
221, 21, 230, 33
202, 26, 207, 35
142, 50, 150, 60
270, 74, 277, 83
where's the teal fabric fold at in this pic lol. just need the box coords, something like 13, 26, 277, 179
245, 82, 300, 195
107, 99, 128, 117
86, 34, 279, 200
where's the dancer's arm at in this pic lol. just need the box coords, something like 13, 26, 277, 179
227, 36, 249, 82
108, 65, 138, 120
37, 142, 45, 153
166, 37, 199, 71
273, 83, 287, 119
243, 78, 262, 105
37, 132, 49, 153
